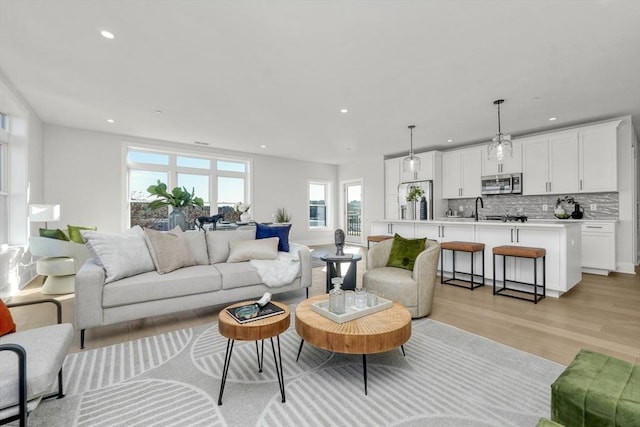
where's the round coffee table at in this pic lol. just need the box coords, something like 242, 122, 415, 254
217, 300, 290, 405
295, 294, 411, 394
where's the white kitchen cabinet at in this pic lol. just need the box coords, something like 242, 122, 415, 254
579, 122, 619, 192
401, 151, 438, 182
384, 157, 402, 219
581, 222, 616, 274
370, 221, 415, 238
481, 139, 522, 175
522, 131, 579, 195
442, 147, 482, 199
415, 222, 478, 275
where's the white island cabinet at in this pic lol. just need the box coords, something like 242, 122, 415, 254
370, 219, 582, 297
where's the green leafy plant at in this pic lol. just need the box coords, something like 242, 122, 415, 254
406, 186, 425, 202
274, 207, 292, 223
146, 180, 204, 210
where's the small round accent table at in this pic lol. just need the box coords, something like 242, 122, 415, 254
217, 300, 290, 405
295, 295, 411, 395
320, 254, 363, 292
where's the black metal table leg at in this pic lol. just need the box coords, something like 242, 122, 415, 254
401, 345, 406, 357
270, 336, 286, 403
362, 354, 368, 395
218, 339, 235, 406
295, 339, 305, 362
255, 340, 264, 372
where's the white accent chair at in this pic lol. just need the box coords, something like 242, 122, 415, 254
363, 238, 440, 318
29, 237, 91, 294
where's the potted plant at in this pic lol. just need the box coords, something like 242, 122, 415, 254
147, 180, 204, 230
274, 207, 292, 223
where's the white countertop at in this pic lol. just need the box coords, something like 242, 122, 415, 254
373, 218, 617, 227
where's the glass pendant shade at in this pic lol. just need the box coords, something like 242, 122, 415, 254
487, 99, 513, 162
403, 125, 421, 173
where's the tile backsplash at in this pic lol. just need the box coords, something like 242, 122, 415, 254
447, 192, 618, 220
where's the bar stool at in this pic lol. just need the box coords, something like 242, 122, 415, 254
440, 241, 485, 290
366, 235, 393, 249
493, 245, 546, 304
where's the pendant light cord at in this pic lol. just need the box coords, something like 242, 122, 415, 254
408, 124, 416, 156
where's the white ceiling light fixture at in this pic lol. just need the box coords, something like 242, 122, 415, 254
100, 30, 115, 39
106, 118, 114, 123
549, 117, 557, 121
340, 108, 348, 114
402, 125, 421, 173
487, 99, 512, 163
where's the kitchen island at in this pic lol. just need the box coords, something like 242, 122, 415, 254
370, 219, 582, 297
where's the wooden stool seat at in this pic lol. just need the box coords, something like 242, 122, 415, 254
493, 245, 546, 259
441, 241, 485, 253
367, 235, 393, 249
440, 240, 485, 290
493, 245, 546, 303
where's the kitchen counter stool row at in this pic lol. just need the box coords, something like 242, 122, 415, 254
440, 240, 546, 303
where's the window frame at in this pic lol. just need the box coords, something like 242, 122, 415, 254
0, 123, 9, 245
124, 143, 251, 229
307, 179, 332, 231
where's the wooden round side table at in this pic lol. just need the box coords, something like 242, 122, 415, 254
217, 300, 290, 405
295, 295, 411, 395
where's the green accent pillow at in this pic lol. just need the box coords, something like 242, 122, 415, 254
68, 225, 97, 243
39, 228, 69, 241
386, 233, 426, 271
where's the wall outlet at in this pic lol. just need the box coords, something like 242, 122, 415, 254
459, 206, 464, 212
590, 204, 597, 211
542, 204, 548, 211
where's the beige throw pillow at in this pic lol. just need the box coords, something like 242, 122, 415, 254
144, 227, 196, 274
227, 237, 279, 263
206, 228, 256, 263
182, 230, 209, 265
81, 226, 155, 283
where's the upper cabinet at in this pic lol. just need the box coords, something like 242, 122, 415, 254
481, 139, 522, 175
579, 122, 619, 192
442, 147, 482, 199
400, 151, 438, 182
384, 157, 402, 219
522, 120, 620, 195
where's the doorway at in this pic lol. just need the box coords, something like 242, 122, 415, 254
343, 180, 363, 245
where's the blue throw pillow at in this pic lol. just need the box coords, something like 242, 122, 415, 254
256, 223, 292, 252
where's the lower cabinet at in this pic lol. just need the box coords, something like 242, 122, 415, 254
370, 221, 415, 238
581, 222, 616, 274
415, 223, 477, 277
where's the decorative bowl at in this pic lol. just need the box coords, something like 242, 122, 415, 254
235, 304, 259, 320
554, 213, 571, 219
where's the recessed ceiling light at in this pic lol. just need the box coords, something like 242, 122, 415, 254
100, 30, 115, 39
340, 109, 348, 114
447, 139, 453, 143
549, 117, 557, 121
154, 109, 163, 114
106, 119, 115, 123
260, 144, 267, 149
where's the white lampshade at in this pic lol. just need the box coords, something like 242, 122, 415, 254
29, 204, 61, 223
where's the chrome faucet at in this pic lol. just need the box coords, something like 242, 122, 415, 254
474, 197, 484, 221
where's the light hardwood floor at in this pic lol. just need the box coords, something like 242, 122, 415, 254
9, 244, 640, 366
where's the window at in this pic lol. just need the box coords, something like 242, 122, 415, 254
0, 113, 8, 244
126, 146, 250, 230
309, 181, 330, 229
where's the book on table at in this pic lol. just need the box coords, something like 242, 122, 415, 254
227, 302, 285, 324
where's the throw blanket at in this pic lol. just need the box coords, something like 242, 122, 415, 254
250, 243, 305, 287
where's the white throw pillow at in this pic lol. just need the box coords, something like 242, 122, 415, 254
81, 226, 155, 283
144, 227, 196, 274
181, 230, 209, 265
227, 237, 279, 263
206, 228, 256, 264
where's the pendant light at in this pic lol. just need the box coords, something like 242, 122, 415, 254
487, 99, 513, 162
403, 125, 421, 173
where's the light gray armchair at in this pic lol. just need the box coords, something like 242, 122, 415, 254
363, 238, 440, 318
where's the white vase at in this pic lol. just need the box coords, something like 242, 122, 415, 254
240, 212, 251, 223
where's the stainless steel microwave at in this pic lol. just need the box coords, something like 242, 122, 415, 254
481, 173, 522, 195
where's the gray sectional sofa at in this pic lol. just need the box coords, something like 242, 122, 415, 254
75, 226, 311, 348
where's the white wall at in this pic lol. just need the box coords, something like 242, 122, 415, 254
43, 125, 338, 246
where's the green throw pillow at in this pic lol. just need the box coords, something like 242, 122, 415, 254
39, 228, 69, 241
68, 225, 97, 243
386, 233, 426, 271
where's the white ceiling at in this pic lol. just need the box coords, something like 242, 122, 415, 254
1, 0, 639, 165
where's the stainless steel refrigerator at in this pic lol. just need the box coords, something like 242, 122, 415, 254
398, 180, 433, 220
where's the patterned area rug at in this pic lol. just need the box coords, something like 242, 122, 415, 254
29, 313, 565, 426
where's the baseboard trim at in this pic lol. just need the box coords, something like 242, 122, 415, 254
615, 262, 637, 275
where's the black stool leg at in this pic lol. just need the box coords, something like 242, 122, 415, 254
493, 253, 497, 294
470, 250, 474, 289
534, 257, 538, 304
440, 248, 444, 284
